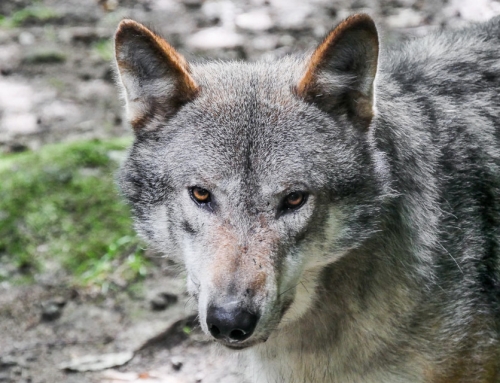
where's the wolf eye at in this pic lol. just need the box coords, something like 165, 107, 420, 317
191, 187, 211, 204
283, 191, 307, 210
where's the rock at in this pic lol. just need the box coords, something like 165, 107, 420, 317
41, 297, 66, 321
251, 35, 279, 51
313, 24, 328, 39
235, 10, 274, 31
187, 27, 244, 50
270, 0, 313, 30
171, 356, 183, 371
39, 101, 81, 129
0, 80, 34, 113
150, 292, 178, 311
151, 0, 182, 12
278, 34, 294, 47
0, 30, 10, 45
18, 32, 35, 46
201, 1, 237, 27
0, 45, 21, 73
59, 351, 134, 372
445, 0, 500, 22
386, 9, 424, 29
1, 114, 39, 135
77, 80, 114, 101
71, 120, 96, 132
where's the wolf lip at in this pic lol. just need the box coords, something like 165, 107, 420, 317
224, 343, 251, 350
217, 338, 263, 350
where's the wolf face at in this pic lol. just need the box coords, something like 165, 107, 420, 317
114, 15, 389, 349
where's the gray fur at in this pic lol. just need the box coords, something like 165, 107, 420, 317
115, 15, 500, 382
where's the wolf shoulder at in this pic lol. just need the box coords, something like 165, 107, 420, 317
381, 15, 500, 77
375, 15, 500, 154
379, 16, 500, 104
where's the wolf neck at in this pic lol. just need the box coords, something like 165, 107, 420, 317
245, 255, 427, 382
243, 215, 432, 382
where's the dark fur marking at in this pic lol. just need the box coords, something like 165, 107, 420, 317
181, 220, 197, 235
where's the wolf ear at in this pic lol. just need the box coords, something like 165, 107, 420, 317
296, 14, 379, 131
114, 19, 199, 131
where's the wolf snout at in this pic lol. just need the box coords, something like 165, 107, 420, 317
207, 305, 259, 343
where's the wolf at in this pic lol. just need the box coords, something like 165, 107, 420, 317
114, 13, 500, 382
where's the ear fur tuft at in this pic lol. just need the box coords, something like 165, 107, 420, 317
296, 14, 379, 130
114, 19, 199, 131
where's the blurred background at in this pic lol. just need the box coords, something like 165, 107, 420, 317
1, 0, 500, 382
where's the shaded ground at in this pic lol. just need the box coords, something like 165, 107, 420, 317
1, 257, 242, 383
2, 0, 500, 382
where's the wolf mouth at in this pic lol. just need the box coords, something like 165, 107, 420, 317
223, 343, 252, 350
219, 338, 266, 350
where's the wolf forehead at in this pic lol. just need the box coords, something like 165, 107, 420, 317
191, 59, 305, 103
165, 59, 322, 141
135, 60, 356, 186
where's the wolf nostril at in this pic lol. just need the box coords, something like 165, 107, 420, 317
229, 329, 247, 341
209, 323, 220, 337
207, 305, 259, 343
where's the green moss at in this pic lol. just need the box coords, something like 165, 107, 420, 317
0, 138, 148, 287
92, 39, 114, 62
0, 5, 59, 28
48, 77, 66, 91
23, 49, 66, 64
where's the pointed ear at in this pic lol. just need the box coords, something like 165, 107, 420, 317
296, 14, 379, 130
114, 19, 199, 131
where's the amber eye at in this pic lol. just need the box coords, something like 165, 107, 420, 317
284, 191, 306, 210
191, 187, 211, 204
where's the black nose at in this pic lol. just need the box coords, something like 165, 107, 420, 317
207, 305, 259, 342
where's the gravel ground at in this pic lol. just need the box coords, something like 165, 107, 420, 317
2, 0, 500, 382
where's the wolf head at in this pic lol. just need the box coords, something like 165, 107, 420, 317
114, 15, 388, 349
